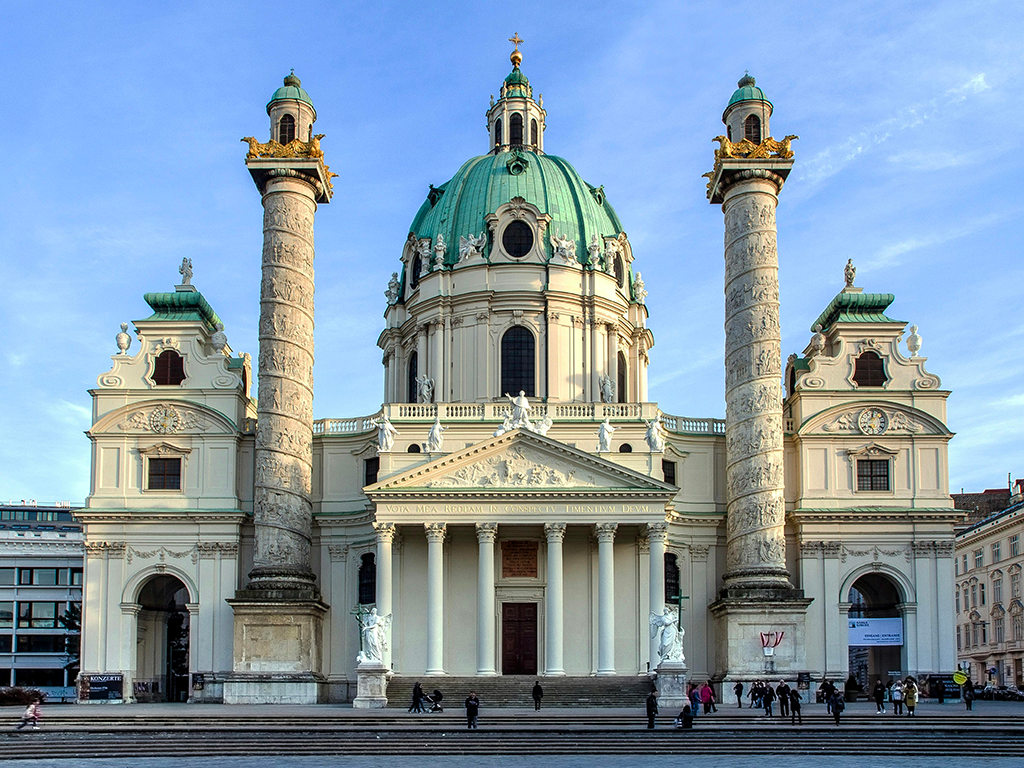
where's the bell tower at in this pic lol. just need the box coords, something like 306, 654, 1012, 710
705, 74, 810, 684
225, 73, 334, 705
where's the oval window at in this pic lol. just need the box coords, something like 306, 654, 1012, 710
502, 220, 534, 258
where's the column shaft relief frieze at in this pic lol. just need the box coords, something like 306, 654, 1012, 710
721, 188, 789, 589
251, 187, 319, 589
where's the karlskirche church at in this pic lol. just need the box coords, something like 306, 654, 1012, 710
78, 44, 959, 704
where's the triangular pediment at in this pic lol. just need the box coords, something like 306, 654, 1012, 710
366, 429, 674, 495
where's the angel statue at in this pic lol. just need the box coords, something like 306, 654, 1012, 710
644, 416, 665, 452
649, 606, 685, 665
459, 232, 487, 263
416, 374, 435, 403
599, 374, 615, 404
375, 415, 399, 453
355, 607, 392, 665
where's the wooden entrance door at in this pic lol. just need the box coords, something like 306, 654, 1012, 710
501, 603, 538, 675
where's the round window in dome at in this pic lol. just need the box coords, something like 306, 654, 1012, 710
502, 220, 534, 258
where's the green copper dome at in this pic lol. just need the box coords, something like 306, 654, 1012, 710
409, 149, 624, 268
503, 67, 531, 98
266, 72, 315, 115
727, 73, 771, 109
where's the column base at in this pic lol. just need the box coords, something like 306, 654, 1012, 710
596, 670, 617, 677
225, 593, 329, 704
654, 660, 689, 709
709, 589, 812, 680
352, 663, 389, 709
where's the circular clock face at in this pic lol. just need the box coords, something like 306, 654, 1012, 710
149, 406, 181, 434
858, 408, 889, 436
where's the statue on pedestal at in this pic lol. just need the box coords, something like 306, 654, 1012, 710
650, 606, 685, 664
426, 416, 447, 452
355, 607, 392, 665
416, 375, 435, 403
375, 415, 399, 453
597, 418, 615, 452
506, 390, 532, 429
599, 374, 615, 404
644, 416, 665, 452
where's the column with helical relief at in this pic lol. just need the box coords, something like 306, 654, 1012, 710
248, 171, 322, 592
720, 172, 792, 591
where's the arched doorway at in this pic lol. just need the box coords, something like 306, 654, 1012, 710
848, 573, 904, 690
135, 574, 190, 702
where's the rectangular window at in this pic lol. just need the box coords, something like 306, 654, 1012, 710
955, 591, 960, 614
0, 635, 10, 653
14, 668, 64, 687
972, 625, 979, 646
963, 554, 969, 573
975, 549, 984, 568
971, 584, 978, 608
995, 616, 1005, 644
995, 579, 1003, 603
15, 635, 66, 653
17, 602, 62, 629
662, 460, 677, 486
981, 583, 986, 605
148, 457, 182, 490
857, 459, 890, 491
0, 569, 13, 586
955, 558, 959, 576
0, 602, 12, 629
1012, 534, 1021, 557
1012, 572, 1022, 599
1014, 614, 1024, 641
957, 625, 961, 651
364, 457, 379, 487
71, 568, 83, 586
981, 624, 987, 644
992, 541, 1002, 563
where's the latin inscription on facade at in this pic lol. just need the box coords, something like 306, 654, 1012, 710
501, 540, 538, 578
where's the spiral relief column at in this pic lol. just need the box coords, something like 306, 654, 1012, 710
706, 75, 809, 685
225, 73, 334, 705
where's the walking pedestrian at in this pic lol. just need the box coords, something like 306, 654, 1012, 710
700, 682, 716, 713
532, 680, 543, 711
789, 688, 802, 725
14, 698, 41, 731
748, 681, 758, 708
963, 682, 975, 711
821, 679, 836, 713
408, 682, 427, 713
429, 688, 444, 712
646, 690, 659, 730
936, 678, 945, 705
777, 681, 790, 718
689, 683, 701, 716
734, 681, 744, 708
465, 691, 480, 729
829, 689, 845, 726
904, 676, 919, 717
762, 680, 776, 716
891, 678, 904, 715
872, 679, 886, 714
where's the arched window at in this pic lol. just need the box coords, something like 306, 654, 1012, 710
788, 366, 797, 397
407, 351, 418, 403
744, 114, 761, 143
617, 351, 627, 404
279, 114, 296, 145
664, 553, 680, 603
530, 119, 538, 146
618, 443, 632, 453
614, 255, 624, 287
501, 326, 535, 397
358, 553, 376, 605
152, 350, 186, 386
853, 351, 888, 387
510, 113, 524, 145
494, 119, 503, 148
410, 255, 421, 289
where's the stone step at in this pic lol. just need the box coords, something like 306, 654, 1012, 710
383, 675, 656, 708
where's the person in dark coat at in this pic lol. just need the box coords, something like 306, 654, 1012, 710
789, 688, 803, 725
829, 689, 845, 726
675, 703, 694, 730
408, 682, 426, 713
646, 690, 659, 729
762, 681, 776, 716
777, 681, 790, 718
430, 688, 444, 712
532, 681, 543, 711
733, 681, 744, 708
963, 682, 975, 711
821, 679, 836, 712
465, 691, 480, 729
872, 679, 886, 714
935, 677, 945, 705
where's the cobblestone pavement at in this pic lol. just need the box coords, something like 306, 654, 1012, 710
3, 759, 1023, 768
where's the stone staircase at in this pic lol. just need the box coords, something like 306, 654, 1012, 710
384, 675, 655, 708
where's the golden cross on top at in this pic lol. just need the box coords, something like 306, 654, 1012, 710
509, 33, 524, 52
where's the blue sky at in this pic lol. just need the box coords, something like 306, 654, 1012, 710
0, 0, 1020, 503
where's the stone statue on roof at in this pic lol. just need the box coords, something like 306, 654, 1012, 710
179, 257, 193, 286
844, 259, 856, 288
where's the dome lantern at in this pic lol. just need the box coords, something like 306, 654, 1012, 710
722, 72, 773, 145
487, 34, 546, 154
266, 70, 317, 145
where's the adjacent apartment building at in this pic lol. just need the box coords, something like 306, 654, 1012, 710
0, 502, 83, 699
955, 480, 1024, 687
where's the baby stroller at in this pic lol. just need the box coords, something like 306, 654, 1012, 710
426, 689, 444, 712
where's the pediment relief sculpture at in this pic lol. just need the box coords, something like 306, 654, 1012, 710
424, 446, 599, 488
118, 404, 209, 434
806, 404, 947, 437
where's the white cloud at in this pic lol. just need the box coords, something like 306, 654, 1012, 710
864, 212, 1004, 269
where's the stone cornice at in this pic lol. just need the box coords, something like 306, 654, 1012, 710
75, 509, 248, 524
0, 540, 84, 553
789, 507, 960, 524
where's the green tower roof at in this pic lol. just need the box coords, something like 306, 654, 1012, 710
812, 291, 898, 332
727, 73, 772, 109
266, 72, 315, 115
143, 290, 222, 332
503, 66, 531, 98
408, 149, 624, 269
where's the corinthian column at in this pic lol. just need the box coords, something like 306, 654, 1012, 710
475, 522, 497, 675
425, 522, 446, 675
595, 522, 617, 675
544, 522, 566, 675
717, 169, 793, 592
